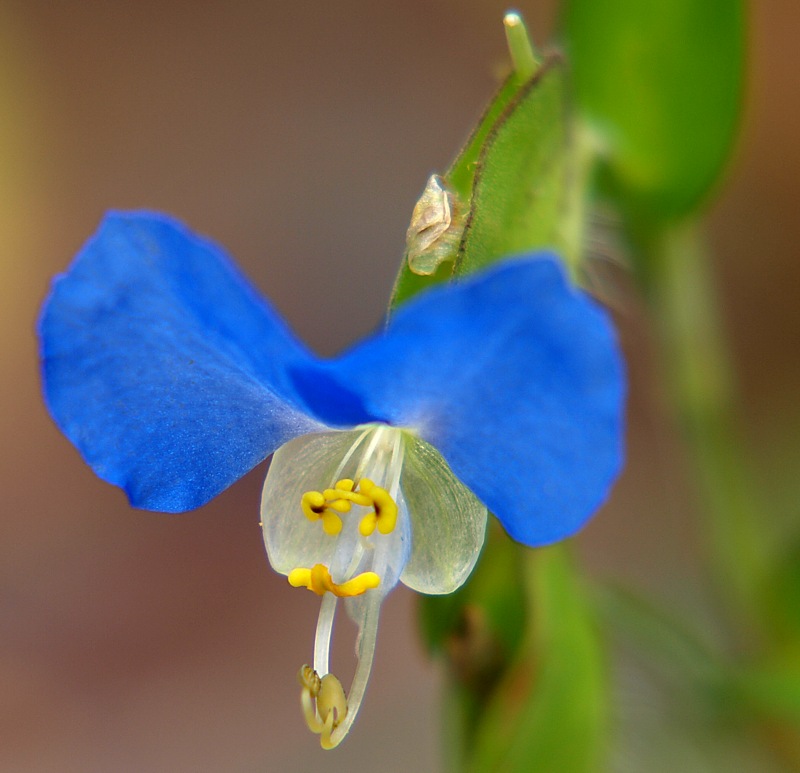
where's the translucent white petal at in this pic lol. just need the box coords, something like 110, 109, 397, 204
345, 487, 411, 625
261, 428, 410, 594
261, 430, 366, 576
399, 433, 487, 594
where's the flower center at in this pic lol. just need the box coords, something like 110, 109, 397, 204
299, 476, 399, 540
287, 425, 406, 749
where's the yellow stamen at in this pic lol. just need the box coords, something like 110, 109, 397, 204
323, 499, 352, 513
301, 490, 344, 535
321, 513, 341, 536
357, 478, 398, 536
301, 478, 398, 537
322, 478, 372, 507
288, 564, 380, 598
300, 490, 326, 519
359, 511, 377, 537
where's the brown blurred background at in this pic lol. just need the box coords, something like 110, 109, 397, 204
1, 1, 798, 771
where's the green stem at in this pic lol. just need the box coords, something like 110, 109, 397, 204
646, 221, 768, 624
466, 543, 608, 772
521, 544, 608, 770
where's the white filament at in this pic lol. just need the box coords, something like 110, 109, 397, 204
313, 593, 337, 677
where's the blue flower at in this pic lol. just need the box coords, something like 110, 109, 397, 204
39, 211, 624, 748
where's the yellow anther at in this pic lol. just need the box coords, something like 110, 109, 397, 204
321, 512, 343, 536
288, 564, 380, 598
299, 665, 325, 734
301, 490, 344, 534
356, 478, 398, 536
359, 512, 377, 537
301, 478, 398, 538
323, 499, 352, 513
373, 488, 398, 534
301, 490, 327, 520
335, 571, 381, 596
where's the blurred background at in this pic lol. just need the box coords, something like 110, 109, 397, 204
1, 1, 797, 770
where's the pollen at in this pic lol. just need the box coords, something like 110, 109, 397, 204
288, 564, 380, 598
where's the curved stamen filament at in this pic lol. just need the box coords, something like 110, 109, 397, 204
313, 593, 336, 677
297, 590, 383, 750
299, 666, 348, 749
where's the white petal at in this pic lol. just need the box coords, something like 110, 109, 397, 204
399, 433, 487, 594
261, 430, 365, 576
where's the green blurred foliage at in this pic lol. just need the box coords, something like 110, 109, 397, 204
418, 525, 527, 768
561, 0, 745, 224
468, 545, 607, 773
765, 542, 800, 647
396, 4, 798, 770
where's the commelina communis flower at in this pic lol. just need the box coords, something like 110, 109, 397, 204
39, 212, 624, 748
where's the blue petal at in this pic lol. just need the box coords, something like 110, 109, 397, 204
297, 257, 625, 546
39, 212, 325, 512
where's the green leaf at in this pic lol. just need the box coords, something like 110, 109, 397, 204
596, 584, 725, 694
454, 56, 570, 278
389, 74, 523, 310
468, 544, 608, 773
561, 0, 745, 222
390, 54, 569, 308
447, 75, 524, 202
